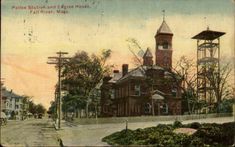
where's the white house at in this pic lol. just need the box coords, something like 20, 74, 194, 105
2, 88, 23, 120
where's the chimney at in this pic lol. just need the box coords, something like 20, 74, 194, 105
122, 64, 128, 76
113, 70, 119, 73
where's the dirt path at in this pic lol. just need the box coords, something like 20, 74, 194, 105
1, 118, 60, 146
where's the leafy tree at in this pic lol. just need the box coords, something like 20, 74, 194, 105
28, 100, 37, 115
21, 95, 32, 119
48, 100, 57, 119
28, 100, 46, 115
62, 49, 112, 117
35, 103, 46, 114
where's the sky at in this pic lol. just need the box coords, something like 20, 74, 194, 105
1, 0, 234, 109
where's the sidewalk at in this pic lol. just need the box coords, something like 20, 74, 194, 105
56, 116, 234, 146
57, 120, 110, 146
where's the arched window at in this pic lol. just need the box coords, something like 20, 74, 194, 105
144, 103, 151, 113
161, 103, 168, 114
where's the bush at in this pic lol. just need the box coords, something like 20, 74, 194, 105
219, 98, 234, 113
102, 129, 135, 145
194, 123, 222, 145
102, 122, 235, 146
221, 122, 235, 145
173, 120, 183, 128
189, 122, 201, 129
189, 137, 204, 146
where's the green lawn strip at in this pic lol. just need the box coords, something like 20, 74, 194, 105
102, 121, 235, 146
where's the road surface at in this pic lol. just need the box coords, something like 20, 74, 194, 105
1, 118, 60, 146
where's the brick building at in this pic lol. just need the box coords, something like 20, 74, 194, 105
100, 19, 182, 117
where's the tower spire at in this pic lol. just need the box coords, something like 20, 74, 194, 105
162, 10, 165, 21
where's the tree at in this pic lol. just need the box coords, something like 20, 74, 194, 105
35, 104, 46, 114
28, 99, 46, 116
173, 56, 198, 114
206, 63, 233, 113
62, 49, 112, 118
28, 100, 37, 115
48, 100, 57, 119
21, 95, 32, 119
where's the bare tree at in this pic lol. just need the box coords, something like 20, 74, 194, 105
206, 63, 232, 113
173, 56, 198, 114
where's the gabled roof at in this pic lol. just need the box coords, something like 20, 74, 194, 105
143, 48, 153, 58
2, 89, 21, 98
116, 65, 163, 83
156, 20, 173, 35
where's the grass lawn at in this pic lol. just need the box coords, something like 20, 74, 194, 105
102, 121, 235, 146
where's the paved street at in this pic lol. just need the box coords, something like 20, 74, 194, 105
0, 116, 233, 146
58, 116, 234, 146
1, 118, 60, 146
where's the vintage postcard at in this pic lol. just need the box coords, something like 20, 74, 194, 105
1, 0, 234, 146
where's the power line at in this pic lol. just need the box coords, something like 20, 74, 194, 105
47, 51, 70, 129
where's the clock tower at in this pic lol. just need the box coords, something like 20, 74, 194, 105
155, 18, 173, 69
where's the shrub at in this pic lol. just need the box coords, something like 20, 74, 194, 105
193, 123, 225, 145
102, 122, 235, 146
174, 133, 192, 147
102, 129, 135, 145
173, 120, 183, 128
189, 122, 201, 129
189, 137, 204, 146
221, 122, 235, 145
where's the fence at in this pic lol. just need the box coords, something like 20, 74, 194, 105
71, 113, 232, 125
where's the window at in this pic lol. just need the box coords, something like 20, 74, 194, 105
15, 99, 19, 102
134, 84, 141, 96
16, 105, 19, 109
144, 103, 151, 113
161, 103, 168, 114
110, 89, 115, 99
172, 88, 177, 97
163, 42, 169, 49
158, 45, 163, 49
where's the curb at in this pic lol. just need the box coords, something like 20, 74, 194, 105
58, 138, 64, 147
52, 122, 64, 147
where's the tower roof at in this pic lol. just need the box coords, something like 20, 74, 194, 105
156, 20, 173, 35
192, 30, 225, 40
143, 48, 153, 58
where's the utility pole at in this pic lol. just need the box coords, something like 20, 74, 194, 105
47, 51, 70, 129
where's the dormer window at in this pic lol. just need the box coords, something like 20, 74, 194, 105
163, 42, 169, 49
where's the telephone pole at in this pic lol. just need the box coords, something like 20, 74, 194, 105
47, 51, 70, 129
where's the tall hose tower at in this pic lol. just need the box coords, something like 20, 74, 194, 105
192, 28, 225, 107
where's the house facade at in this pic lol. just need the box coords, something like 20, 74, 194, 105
100, 19, 182, 117
2, 88, 23, 120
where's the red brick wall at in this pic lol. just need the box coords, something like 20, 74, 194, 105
155, 33, 173, 69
